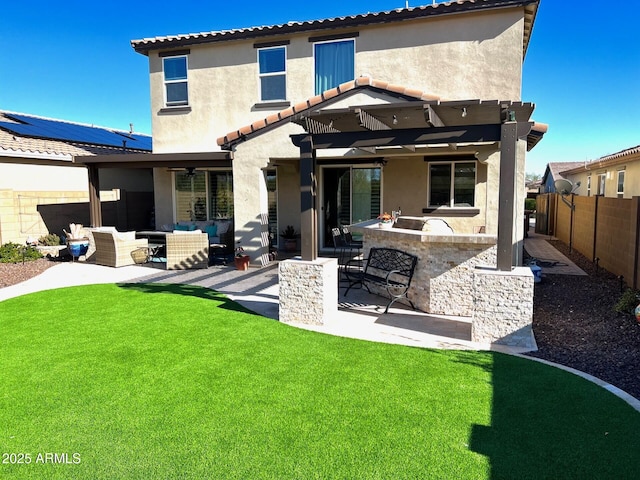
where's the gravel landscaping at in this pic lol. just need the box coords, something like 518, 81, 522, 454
2, 243, 639, 401
527, 240, 640, 400
0, 257, 57, 288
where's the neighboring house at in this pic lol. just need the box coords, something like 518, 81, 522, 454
76, 0, 546, 266
526, 179, 542, 198
561, 145, 640, 198
540, 162, 583, 194
0, 111, 153, 244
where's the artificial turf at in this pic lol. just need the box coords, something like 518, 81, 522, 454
1, 283, 638, 479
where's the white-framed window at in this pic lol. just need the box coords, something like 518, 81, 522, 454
586, 175, 591, 196
597, 173, 606, 196
617, 170, 625, 197
163, 55, 188, 107
174, 170, 233, 221
258, 46, 286, 102
314, 39, 355, 95
428, 161, 476, 208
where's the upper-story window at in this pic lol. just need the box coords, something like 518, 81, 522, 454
428, 161, 476, 208
314, 39, 355, 95
258, 46, 286, 102
163, 55, 188, 107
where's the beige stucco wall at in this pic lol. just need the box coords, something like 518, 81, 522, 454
142, 6, 529, 264
0, 163, 88, 191
147, 8, 525, 153
564, 158, 640, 199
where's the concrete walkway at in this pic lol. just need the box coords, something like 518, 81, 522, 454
524, 231, 587, 276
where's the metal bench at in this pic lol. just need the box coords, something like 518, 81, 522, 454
344, 247, 418, 313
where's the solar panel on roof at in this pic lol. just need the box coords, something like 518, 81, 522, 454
0, 114, 151, 151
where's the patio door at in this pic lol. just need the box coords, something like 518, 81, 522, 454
321, 166, 381, 248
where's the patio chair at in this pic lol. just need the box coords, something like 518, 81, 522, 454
341, 226, 363, 249
92, 230, 149, 268
165, 231, 209, 270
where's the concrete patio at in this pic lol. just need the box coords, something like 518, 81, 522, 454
1, 241, 578, 355
0, 231, 586, 355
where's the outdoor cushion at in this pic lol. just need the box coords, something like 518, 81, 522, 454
205, 224, 218, 237
174, 223, 195, 231
215, 221, 231, 234
195, 221, 214, 231
116, 231, 136, 241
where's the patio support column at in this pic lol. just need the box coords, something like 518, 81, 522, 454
87, 165, 102, 227
497, 115, 517, 271
299, 135, 317, 261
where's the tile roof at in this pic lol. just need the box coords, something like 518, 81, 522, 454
558, 145, 640, 175
217, 76, 547, 149
593, 145, 640, 163
132, 0, 539, 57
0, 111, 152, 163
553, 162, 584, 177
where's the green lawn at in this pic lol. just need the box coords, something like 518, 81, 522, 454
1, 283, 638, 479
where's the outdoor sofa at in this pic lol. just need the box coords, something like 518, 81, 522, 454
92, 229, 148, 268
165, 231, 209, 270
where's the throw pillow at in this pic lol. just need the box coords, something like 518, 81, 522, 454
216, 221, 231, 234
205, 225, 218, 237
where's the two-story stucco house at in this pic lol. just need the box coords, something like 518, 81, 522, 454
77, 0, 545, 267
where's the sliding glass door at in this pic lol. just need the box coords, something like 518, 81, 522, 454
321, 166, 381, 248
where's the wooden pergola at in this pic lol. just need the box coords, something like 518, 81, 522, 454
289, 99, 537, 271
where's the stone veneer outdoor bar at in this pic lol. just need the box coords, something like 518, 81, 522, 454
351, 220, 497, 317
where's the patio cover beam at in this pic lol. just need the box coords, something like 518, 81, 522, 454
73, 151, 233, 169
497, 116, 533, 270
291, 124, 501, 150
299, 135, 318, 261
87, 165, 102, 227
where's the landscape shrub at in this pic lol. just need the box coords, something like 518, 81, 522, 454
0, 242, 43, 263
613, 288, 640, 315
38, 233, 61, 246
525, 198, 536, 211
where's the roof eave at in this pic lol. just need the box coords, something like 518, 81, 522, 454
132, 0, 540, 56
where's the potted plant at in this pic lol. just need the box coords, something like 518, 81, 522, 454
64, 223, 90, 259
377, 212, 394, 229
280, 225, 299, 252
234, 246, 250, 271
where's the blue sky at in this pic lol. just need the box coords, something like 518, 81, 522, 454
1, 0, 638, 174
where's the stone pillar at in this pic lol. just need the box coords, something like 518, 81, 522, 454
472, 266, 536, 349
279, 257, 338, 325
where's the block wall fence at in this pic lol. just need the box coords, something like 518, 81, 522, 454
536, 193, 640, 289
